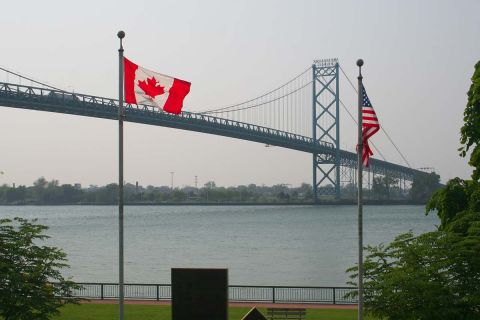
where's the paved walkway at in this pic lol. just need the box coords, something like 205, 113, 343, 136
83, 299, 357, 310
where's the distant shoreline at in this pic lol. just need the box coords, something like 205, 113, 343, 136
0, 200, 425, 206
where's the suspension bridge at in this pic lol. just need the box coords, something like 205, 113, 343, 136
0, 59, 429, 200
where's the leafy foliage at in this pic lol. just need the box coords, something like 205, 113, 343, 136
426, 177, 470, 229
347, 61, 480, 319
460, 61, 480, 180
365, 175, 418, 201
347, 227, 480, 320
0, 218, 80, 320
371, 177, 388, 200
0, 178, 317, 204
410, 171, 441, 204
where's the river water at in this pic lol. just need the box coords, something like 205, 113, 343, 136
0, 205, 438, 286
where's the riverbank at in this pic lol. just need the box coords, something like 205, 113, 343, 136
0, 199, 425, 206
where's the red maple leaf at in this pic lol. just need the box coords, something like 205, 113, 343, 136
138, 76, 165, 99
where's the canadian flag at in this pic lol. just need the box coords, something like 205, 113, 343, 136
124, 57, 191, 114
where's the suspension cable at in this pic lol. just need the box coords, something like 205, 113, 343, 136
339, 65, 412, 168
316, 71, 386, 161
0, 63, 407, 167
339, 99, 387, 161
202, 80, 312, 114
199, 67, 311, 114
0, 66, 67, 92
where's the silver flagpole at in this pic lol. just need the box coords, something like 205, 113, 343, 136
356, 58, 364, 320
117, 30, 125, 320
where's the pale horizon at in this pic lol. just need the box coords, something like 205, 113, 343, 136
0, 0, 479, 188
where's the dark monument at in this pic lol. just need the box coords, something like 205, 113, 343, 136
171, 268, 228, 320
241, 307, 267, 320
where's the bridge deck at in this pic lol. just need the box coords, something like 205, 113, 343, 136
0, 82, 424, 179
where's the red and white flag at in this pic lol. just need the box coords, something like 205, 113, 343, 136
124, 57, 191, 114
361, 86, 380, 167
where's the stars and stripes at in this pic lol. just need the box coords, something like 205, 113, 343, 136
361, 86, 380, 167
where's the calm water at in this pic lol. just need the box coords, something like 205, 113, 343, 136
0, 205, 438, 286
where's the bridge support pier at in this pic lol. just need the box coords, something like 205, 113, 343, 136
312, 59, 340, 201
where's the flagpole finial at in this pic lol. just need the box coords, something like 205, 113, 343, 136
117, 31, 125, 52
357, 59, 364, 79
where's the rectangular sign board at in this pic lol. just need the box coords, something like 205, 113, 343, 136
172, 268, 228, 320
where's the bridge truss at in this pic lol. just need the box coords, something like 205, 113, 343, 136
0, 60, 427, 199
312, 59, 340, 199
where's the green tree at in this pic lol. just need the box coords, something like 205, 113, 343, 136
204, 181, 216, 189
32, 177, 48, 203
426, 177, 471, 229
0, 218, 79, 320
347, 61, 480, 319
95, 183, 118, 203
171, 188, 187, 201
410, 171, 441, 203
4, 186, 26, 204
371, 177, 387, 199
60, 184, 83, 203
459, 60, 480, 180
348, 227, 480, 320
44, 179, 62, 204
298, 183, 313, 200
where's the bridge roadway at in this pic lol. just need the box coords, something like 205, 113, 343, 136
0, 82, 424, 180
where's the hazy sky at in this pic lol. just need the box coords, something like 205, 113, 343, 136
0, 0, 479, 188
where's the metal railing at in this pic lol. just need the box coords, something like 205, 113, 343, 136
0, 81, 425, 179
72, 283, 357, 305
0, 82, 333, 150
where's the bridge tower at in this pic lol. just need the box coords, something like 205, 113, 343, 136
312, 59, 340, 201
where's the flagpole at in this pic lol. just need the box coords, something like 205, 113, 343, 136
356, 58, 364, 320
117, 30, 125, 320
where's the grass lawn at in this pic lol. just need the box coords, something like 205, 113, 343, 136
52, 304, 375, 320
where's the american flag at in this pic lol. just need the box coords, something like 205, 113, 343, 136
361, 86, 380, 167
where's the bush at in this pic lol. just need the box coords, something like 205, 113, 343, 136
0, 218, 80, 320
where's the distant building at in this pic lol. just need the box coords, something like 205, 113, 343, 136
74, 183, 82, 190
